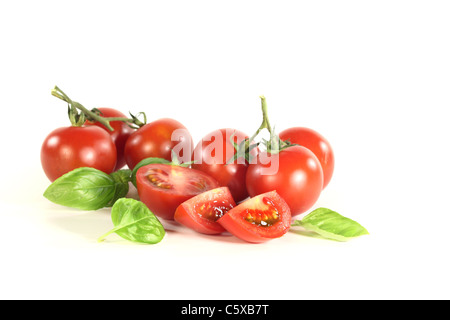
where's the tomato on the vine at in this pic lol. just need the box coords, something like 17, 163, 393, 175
174, 187, 236, 234
136, 163, 220, 220
217, 191, 291, 243
124, 118, 193, 169
246, 145, 323, 217
192, 128, 254, 203
85, 107, 135, 171
41, 126, 117, 182
279, 127, 334, 189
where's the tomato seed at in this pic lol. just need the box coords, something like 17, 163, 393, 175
242, 207, 280, 227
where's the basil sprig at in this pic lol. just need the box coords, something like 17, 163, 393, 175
291, 208, 369, 241
98, 198, 165, 244
43, 167, 132, 210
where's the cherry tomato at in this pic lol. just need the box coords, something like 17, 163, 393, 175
192, 128, 254, 203
124, 118, 194, 169
85, 107, 135, 171
41, 126, 117, 182
217, 191, 291, 243
246, 146, 323, 217
136, 163, 220, 220
279, 127, 334, 189
174, 187, 236, 235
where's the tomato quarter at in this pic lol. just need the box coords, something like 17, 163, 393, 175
136, 164, 220, 220
174, 187, 236, 234
217, 191, 291, 243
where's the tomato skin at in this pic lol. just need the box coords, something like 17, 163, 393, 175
41, 126, 117, 182
136, 164, 220, 220
217, 191, 291, 243
192, 128, 253, 203
124, 118, 193, 169
246, 146, 323, 217
279, 127, 334, 189
174, 187, 236, 235
85, 107, 135, 171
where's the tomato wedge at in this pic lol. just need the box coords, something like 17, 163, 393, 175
174, 187, 236, 235
217, 191, 291, 243
136, 164, 220, 220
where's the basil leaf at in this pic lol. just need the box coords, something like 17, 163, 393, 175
291, 207, 369, 241
130, 157, 171, 187
43, 167, 116, 210
98, 198, 165, 244
108, 169, 132, 206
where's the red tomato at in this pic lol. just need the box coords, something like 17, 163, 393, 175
246, 146, 323, 217
279, 127, 334, 189
217, 191, 291, 243
85, 107, 135, 171
192, 128, 254, 203
124, 118, 193, 169
174, 187, 236, 234
41, 126, 117, 182
136, 164, 220, 220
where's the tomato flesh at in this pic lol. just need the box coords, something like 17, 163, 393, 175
136, 164, 219, 220
174, 187, 236, 234
217, 191, 291, 243
242, 196, 280, 227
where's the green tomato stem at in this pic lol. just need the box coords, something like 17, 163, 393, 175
51, 86, 145, 130
247, 95, 289, 152
248, 95, 273, 143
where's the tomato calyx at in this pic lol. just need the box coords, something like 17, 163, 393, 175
225, 131, 259, 165
226, 95, 297, 164
51, 86, 147, 130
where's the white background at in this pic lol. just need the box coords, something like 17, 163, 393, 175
1, 0, 449, 300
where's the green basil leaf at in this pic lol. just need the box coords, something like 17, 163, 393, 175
43, 167, 116, 210
291, 207, 369, 241
98, 198, 165, 244
131, 157, 171, 187
107, 169, 132, 206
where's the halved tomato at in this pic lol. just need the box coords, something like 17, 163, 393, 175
217, 191, 291, 243
136, 164, 220, 220
174, 187, 236, 235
